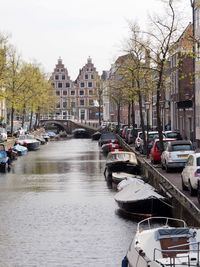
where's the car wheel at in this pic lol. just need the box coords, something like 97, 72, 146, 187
165, 162, 170, 173
161, 162, 165, 170
198, 187, 200, 205
188, 180, 197, 196
181, 175, 188, 191
151, 157, 155, 164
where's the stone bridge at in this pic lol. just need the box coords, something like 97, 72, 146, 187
39, 119, 100, 135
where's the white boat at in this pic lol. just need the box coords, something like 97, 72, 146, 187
114, 180, 170, 218
117, 176, 145, 191
104, 151, 140, 182
15, 134, 40, 151
122, 216, 200, 267
112, 171, 142, 185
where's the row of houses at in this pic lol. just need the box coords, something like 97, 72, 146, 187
47, 21, 194, 141
0, 1, 199, 145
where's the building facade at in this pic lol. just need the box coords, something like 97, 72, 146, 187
50, 57, 100, 121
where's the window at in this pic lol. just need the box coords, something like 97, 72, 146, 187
71, 90, 75, 95
71, 102, 75, 108
89, 99, 93, 106
89, 90, 93, 95
80, 90, 84, 95
80, 82, 85, 87
66, 83, 70, 87
58, 83, 62, 88
56, 69, 59, 72
63, 102, 67, 108
88, 82, 92, 87
56, 103, 60, 108
85, 74, 88, 79
55, 75, 59, 80
63, 90, 67, 96
56, 91, 60, 96
62, 75, 65, 80
91, 74, 94, 79
80, 99, 84, 106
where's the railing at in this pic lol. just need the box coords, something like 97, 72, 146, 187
137, 217, 187, 233
154, 242, 200, 266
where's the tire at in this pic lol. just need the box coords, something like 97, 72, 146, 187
181, 175, 188, 191
197, 187, 200, 205
188, 180, 197, 196
165, 162, 170, 173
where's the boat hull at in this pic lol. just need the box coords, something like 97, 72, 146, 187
115, 198, 171, 218
106, 162, 140, 177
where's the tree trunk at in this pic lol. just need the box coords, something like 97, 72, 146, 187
128, 102, 131, 127
138, 92, 147, 153
10, 106, 15, 136
131, 99, 135, 127
156, 89, 164, 152
29, 111, 33, 131
117, 102, 121, 127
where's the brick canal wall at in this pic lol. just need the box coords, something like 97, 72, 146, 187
118, 136, 200, 227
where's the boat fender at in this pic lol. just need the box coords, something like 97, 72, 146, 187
139, 249, 145, 257
121, 256, 128, 267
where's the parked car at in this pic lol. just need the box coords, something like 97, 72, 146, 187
181, 153, 200, 196
150, 138, 176, 164
128, 128, 141, 144
139, 131, 162, 154
135, 131, 143, 151
163, 130, 183, 140
0, 127, 7, 142
6, 126, 19, 137
125, 127, 133, 143
121, 126, 129, 139
161, 140, 195, 172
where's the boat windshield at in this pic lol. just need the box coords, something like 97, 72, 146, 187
110, 153, 131, 161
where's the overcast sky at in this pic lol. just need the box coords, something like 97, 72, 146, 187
0, 0, 192, 80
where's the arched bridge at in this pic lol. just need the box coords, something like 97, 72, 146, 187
39, 119, 100, 135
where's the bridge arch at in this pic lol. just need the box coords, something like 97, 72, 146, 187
39, 119, 99, 135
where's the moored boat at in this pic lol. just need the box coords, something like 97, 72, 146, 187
15, 134, 40, 151
114, 179, 171, 218
104, 151, 140, 182
13, 144, 28, 156
72, 128, 90, 138
123, 216, 200, 267
91, 131, 101, 140
0, 144, 11, 172
112, 171, 142, 185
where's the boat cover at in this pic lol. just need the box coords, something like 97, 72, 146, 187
112, 172, 141, 179
155, 228, 194, 240
114, 181, 165, 203
106, 152, 138, 165
117, 177, 144, 191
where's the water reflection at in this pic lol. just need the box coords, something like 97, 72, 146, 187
0, 139, 136, 266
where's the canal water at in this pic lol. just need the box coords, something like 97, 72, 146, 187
0, 138, 137, 267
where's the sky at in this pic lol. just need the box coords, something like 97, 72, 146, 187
0, 0, 192, 80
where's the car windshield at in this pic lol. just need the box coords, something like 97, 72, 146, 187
148, 133, 158, 140
156, 140, 171, 150
166, 132, 181, 139
171, 144, 192, 151
196, 157, 200, 166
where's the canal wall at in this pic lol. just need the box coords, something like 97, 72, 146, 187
118, 136, 200, 227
